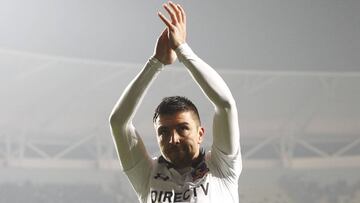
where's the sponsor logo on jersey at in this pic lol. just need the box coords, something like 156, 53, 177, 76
191, 162, 209, 181
154, 173, 170, 181
150, 182, 209, 203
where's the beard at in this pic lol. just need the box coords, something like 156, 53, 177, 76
162, 144, 195, 168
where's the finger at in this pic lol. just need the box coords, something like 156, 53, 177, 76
175, 4, 183, 23
163, 3, 178, 24
168, 1, 181, 23
176, 4, 186, 24
160, 28, 168, 39
158, 12, 175, 30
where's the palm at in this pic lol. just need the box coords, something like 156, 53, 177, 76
154, 29, 177, 65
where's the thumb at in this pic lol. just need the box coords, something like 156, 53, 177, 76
160, 28, 168, 38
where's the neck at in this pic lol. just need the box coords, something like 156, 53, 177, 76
160, 149, 205, 170
175, 149, 204, 170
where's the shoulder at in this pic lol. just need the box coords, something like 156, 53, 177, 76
205, 147, 242, 183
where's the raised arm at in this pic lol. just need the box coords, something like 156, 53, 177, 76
109, 29, 176, 171
176, 44, 240, 155
109, 57, 161, 171
158, 2, 240, 155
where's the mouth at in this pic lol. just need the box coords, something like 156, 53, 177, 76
165, 144, 185, 153
164, 145, 190, 161
164, 147, 179, 157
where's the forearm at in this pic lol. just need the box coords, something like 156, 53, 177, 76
109, 57, 163, 124
175, 44, 235, 108
175, 43, 240, 155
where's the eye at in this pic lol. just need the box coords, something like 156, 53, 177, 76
181, 126, 189, 131
177, 125, 190, 135
158, 127, 169, 137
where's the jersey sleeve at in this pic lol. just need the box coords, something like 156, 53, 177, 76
109, 57, 163, 196
175, 43, 242, 176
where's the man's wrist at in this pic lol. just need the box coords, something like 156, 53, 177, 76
152, 55, 163, 64
149, 56, 165, 69
173, 41, 186, 51
174, 43, 193, 62
174, 42, 188, 53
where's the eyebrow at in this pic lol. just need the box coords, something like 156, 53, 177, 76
176, 122, 190, 126
157, 122, 190, 129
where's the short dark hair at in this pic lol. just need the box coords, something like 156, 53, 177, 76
153, 96, 201, 124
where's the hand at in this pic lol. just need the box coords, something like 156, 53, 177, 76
153, 28, 177, 65
157, 1, 187, 50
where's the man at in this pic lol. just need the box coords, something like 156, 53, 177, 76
109, 2, 242, 202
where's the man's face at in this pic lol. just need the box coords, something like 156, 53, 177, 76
154, 111, 204, 169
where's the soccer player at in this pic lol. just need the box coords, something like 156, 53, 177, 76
109, 2, 242, 202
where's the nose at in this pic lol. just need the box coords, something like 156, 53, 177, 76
169, 129, 180, 144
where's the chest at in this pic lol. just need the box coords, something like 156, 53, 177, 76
148, 165, 211, 202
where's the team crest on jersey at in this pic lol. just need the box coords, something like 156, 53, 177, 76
191, 162, 209, 181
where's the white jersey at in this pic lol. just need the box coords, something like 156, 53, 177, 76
110, 43, 242, 203
126, 146, 241, 203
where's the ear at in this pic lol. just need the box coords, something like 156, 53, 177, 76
198, 127, 205, 144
